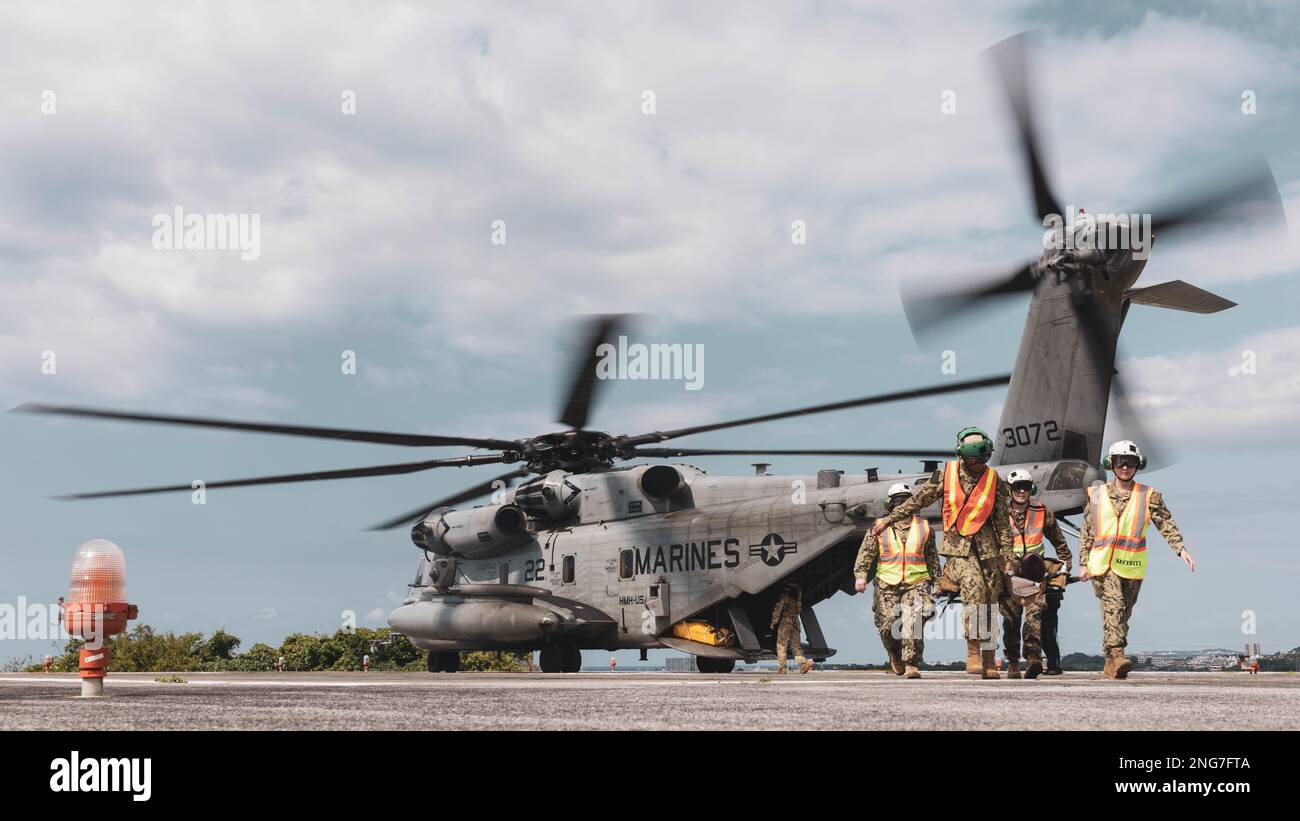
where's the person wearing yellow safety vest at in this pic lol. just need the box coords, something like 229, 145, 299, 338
855, 483, 939, 679
1079, 440, 1196, 679
999, 469, 1072, 679
873, 426, 1014, 679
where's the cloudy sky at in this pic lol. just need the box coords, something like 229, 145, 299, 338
3, 1, 1298, 667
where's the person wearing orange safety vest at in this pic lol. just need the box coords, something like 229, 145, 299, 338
873, 426, 1014, 679
1079, 440, 1196, 679
998, 469, 1071, 679
855, 483, 939, 679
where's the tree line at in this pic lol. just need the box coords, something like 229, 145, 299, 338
10, 625, 527, 673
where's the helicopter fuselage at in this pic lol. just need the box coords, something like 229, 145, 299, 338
389, 459, 1098, 662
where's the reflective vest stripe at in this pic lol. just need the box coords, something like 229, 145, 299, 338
877, 516, 931, 586
1086, 483, 1153, 579
941, 461, 998, 536
1010, 505, 1046, 555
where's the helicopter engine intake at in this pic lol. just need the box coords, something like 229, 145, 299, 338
513, 470, 582, 521
411, 503, 532, 559
639, 464, 686, 500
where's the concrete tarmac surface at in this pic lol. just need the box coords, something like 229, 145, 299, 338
2, 670, 1297, 730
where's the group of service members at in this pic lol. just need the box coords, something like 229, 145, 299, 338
825, 427, 1195, 680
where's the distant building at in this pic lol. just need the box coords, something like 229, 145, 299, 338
665, 656, 698, 673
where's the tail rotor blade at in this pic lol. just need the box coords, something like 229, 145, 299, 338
1144, 158, 1286, 238
987, 31, 1063, 222
1074, 293, 1174, 470
901, 261, 1038, 338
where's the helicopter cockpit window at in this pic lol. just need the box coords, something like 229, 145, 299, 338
1046, 461, 1088, 491
619, 549, 634, 580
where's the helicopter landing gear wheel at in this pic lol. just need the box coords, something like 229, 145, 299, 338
696, 657, 735, 674
539, 645, 563, 673
427, 651, 460, 673
561, 643, 582, 673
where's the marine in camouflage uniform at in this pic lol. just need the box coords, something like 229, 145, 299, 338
854, 516, 939, 672
1079, 480, 1187, 661
1000, 498, 1072, 677
770, 583, 810, 673
880, 462, 1015, 647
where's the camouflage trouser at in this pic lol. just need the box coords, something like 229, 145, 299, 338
1091, 572, 1143, 652
1000, 590, 1044, 661
947, 555, 1004, 644
1042, 589, 1063, 669
874, 580, 934, 664
775, 619, 805, 667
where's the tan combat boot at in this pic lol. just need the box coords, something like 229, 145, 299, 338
888, 651, 905, 676
965, 640, 983, 675
981, 649, 1000, 679
1025, 654, 1043, 680
799, 660, 813, 674
1103, 648, 1133, 679
904, 665, 921, 679
777, 665, 788, 675
1112, 648, 1132, 680
1005, 660, 1021, 679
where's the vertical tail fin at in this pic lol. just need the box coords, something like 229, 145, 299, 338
990, 277, 1116, 467
991, 267, 1235, 467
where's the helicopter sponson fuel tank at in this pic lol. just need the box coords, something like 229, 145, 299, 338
410, 503, 532, 559
390, 584, 615, 648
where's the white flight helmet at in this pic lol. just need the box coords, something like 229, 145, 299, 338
1007, 469, 1036, 495
885, 482, 912, 510
1105, 440, 1146, 470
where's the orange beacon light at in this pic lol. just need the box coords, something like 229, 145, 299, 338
63, 539, 138, 697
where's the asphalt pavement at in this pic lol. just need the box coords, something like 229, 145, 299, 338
2, 670, 1296, 730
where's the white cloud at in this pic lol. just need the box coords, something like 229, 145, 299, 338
1113, 324, 1300, 442
0, 3, 1295, 411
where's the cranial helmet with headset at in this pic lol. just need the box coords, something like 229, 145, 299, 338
954, 426, 993, 461
884, 482, 913, 511
1007, 468, 1038, 496
1103, 439, 1147, 470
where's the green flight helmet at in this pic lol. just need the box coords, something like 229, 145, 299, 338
954, 426, 993, 460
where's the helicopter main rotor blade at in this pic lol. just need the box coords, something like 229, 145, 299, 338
52, 453, 510, 500
367, 466, 533, 532
987, 31, 1063, 222
11, 403, 520, 451
901, 260, 1038, 337
620, 374, 1011, 447
633, 447, 953, 459
557, 314, 629, 430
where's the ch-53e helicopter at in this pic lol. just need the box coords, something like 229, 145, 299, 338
15, 33, 1280, 673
